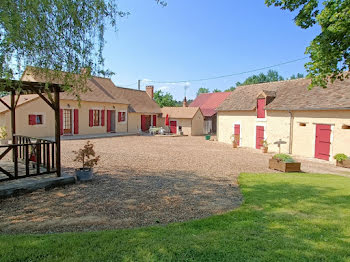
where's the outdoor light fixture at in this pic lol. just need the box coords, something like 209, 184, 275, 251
67, 104, 71, 108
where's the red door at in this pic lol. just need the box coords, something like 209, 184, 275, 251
234, 124, 240, 146
170, 121, 177, 134
315, 124, 332, 161
256, 126, 264, 149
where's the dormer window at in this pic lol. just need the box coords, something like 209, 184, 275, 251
257, 98, 266, 118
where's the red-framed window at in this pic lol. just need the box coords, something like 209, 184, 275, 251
28, 114, 43, 125
89, 109, 104, 127
257, 98, 266, 118
118, 112, 126, 122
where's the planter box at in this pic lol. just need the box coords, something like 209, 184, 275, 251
269, 158, 301, 172
336, 159, 350, 168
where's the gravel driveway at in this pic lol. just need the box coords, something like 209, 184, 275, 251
0, 135, 348, 234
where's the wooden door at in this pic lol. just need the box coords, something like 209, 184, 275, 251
234, 124, 240, 146
256, 126, 264, 149
63, 109, 72, 135
315, 124, 331, 161
107, 110, 116, 133
170, 121, 177, 134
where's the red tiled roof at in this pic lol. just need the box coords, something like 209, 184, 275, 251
189, 92, 232, 117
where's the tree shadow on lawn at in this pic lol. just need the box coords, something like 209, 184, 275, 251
0, 167, 241, 234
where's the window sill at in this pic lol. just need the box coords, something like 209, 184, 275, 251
256, 118, 267, 122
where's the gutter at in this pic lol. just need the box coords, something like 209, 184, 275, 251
288, 110, 294, 154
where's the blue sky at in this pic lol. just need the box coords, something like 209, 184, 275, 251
103, 0, 320, 101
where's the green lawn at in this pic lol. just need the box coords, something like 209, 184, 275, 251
1, 173, 350, 262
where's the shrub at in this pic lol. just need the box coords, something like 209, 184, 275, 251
333, 153, 348, 162
0, 126, 7, 139
273, 153, 295, 163
73, 141, 100, 169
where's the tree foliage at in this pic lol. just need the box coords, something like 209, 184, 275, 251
265, 0, 350, 87
213, 88, 221, 93
236, 70, 284, 87
225, 86, 236, 92
290, 73, 304, 79
0, 0, 165, 93
154, 90, 176, 108
196, 87, 209, 97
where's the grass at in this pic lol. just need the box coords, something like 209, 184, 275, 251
1, 173, 350, 261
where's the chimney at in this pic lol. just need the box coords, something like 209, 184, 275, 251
183, 96, 188, 107
146, 85, 154, 99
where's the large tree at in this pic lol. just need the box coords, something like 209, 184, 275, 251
154, 90, 176, 108
0, 0, 165, 94
265, 0, 350, 87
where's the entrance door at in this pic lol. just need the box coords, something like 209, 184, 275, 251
256, 126, 264, 149
63, 109, 72, 135
107, 110, 116, 133
204, 120, 212, 134
141, 115, 151, 131
315, 124, 332, 161
234, 124, 240, 146
170, 121, 177, 134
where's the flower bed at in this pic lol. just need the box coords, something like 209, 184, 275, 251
269, 154, 301, 172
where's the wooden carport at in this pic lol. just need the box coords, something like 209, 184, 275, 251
0, 79, 63, 181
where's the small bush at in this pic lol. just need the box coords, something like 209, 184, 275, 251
333, 153, 348, 162
273, 153, 295, 163
73, 141, 100, 169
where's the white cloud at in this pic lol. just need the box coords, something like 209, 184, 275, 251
158, 85, 170, 91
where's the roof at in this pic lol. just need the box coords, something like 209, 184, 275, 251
0, 94, 39, 113
21, 67, 160, 114
266, 78, 350, 110
161, 107, 202, 119
218, 77, 350, 111
189, 92, 232, 117
217, 81, 279, 111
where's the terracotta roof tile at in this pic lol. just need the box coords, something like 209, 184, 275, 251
161, 107, 201, 119
189, 92, 232, 116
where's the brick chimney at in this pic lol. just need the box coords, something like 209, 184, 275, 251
183, 97, 188, 107
146, 85, 154, 99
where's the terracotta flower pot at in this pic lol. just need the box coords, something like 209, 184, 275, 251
336, 159, 350, 168
262, 146, 268, 153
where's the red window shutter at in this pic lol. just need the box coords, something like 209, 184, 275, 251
153, 115, 157, 126
60, 109, 63, 135
28, 114, 36, 125
257, 98, 266, 118
74, 109, 79, 134
89, 110, 93, 127
101, 110, 105, 126
118, 112, 122, 122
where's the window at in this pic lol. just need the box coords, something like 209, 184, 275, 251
28, 114, 43, 125
93, 110, 100, 126
299, 123, 307, 127
342, 124, 350, 130
118, 112, 126, 122
257, 98, 266, 118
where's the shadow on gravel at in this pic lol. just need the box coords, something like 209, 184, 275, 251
0, 167, 241, 234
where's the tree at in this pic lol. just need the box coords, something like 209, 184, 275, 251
213, 89, 222, 93
154, 90, 176, 108
290, 73, 304, 80
236, 70, 284, 87
265, 0, 350, 88
196, 87, 209, 97
0, 0, 165, 94
225, 86, 236, 92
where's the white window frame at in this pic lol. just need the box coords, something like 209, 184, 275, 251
118, 110, 127, 124
90, 108, 104, 128
29, 112, 46, 127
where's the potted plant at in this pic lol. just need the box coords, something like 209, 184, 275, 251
230, 134, 240, 148
261, 139, 269, 153
73, 141, 100, 181
334, 153, 350, 168
269, 153, 301, 172
0, 126, 8, 145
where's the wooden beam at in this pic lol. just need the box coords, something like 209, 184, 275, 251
54, 86, 61, 177
11, 91, 18, 178
34, 90, 55, 110
14, 93, 21, 108
0, 98, 11, 110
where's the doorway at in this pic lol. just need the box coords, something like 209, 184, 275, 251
63, 109, 72, 135
107, 110, 116, 133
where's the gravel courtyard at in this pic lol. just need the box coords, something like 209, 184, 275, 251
1, 135, 349, 234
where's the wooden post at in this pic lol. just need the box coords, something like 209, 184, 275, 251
54, 87, 61, 177
11, 90, 18, 178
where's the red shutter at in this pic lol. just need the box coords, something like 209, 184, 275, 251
107, 110, 111, 132
256, 126, 264, 149
74, 109, 79, 134
101, 110, 105, 126
89, 110, 93, 127
153, 115, 157, 126
234, 124, 240, 146
28, 114, 36, 125
257, 98, 266, 118
60, 109, 63, 135
118, 112, 122, 122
